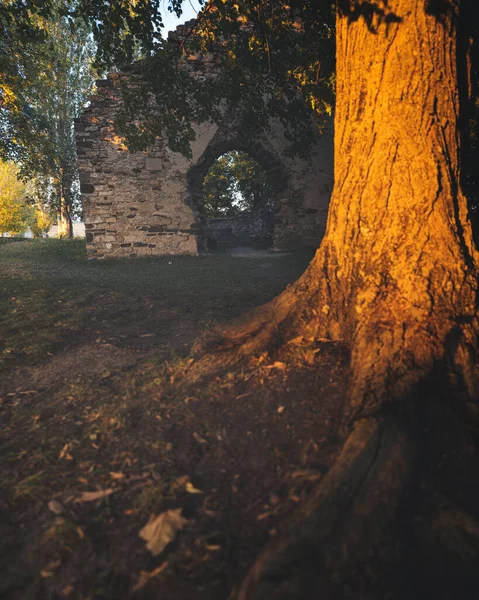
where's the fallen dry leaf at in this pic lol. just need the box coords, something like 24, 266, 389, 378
58, 443, 73, 461
192, 432, 208, 445
139, 509, 188, 556
269, 493, 280, 505
205, 544, 221, 551
40, 559, 61, 578
109, 471, 126, 480
235, 393, 251, 400
264, 361, 287, 370
74, 488, 116, 503
40, 569, 55, 579
257, 511, 271, 521
48, 500, 65, 515
60, 584, 74, 598
185, 481, 203, 494
290, 470, 323, 482
287, 336, 304, 345
132, 562, 169, 592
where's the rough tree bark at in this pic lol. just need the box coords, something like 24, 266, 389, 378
186, 1, 479, 597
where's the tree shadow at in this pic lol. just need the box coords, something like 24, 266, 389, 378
337, 0, 402, 33
338, 0, 464, 32
425, 0, 459, 23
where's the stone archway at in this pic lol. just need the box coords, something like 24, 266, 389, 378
187, 134, 289, 252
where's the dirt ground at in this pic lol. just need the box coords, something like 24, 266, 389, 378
0, 239, 348, 600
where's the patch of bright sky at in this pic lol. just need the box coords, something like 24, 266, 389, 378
160, 1, 203, 38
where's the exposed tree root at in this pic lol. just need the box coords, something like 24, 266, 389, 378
429, 507, 479, 564
169, 218, 479, 599
233, 416, 415, 600
178, 305, 479, 599
187, 286, 306, 382
186, 248, 338, 383
195, 287, 297, 355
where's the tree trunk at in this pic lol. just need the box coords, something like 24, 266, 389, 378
184, 1, 479, 597
317, 0, 479, 418
57, 199, 73, 238
56, 170, 73, 238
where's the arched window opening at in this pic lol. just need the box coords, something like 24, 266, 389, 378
201, 151, 275, 251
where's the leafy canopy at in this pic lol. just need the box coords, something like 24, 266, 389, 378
116, 1, 335, 158
2, 1, 334, 160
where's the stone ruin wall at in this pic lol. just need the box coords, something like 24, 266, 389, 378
75, 20, 334, 259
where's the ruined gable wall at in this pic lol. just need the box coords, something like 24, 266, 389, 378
76, 76, 216, 258
75, 21, 333, 259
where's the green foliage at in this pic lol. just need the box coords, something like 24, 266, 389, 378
27, 202, 55, 238
0, 161, 31, 236
116, 1, 335, 159
1, 1, 96, 223
203, 151, 273, 217
2, 1, 335, 161
115, 51, 217, 157
0, 0, 168, 97
3, 0, 478, 178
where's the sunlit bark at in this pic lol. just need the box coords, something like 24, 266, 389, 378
56, 169, 73, 238
325, 0, 478, 418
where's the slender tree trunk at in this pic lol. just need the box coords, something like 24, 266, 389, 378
56, 168, 73, 238
57, 196, 73, 238
185, 1, 479, 597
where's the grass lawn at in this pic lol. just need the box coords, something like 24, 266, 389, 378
0, 239, 346, 600
0, 238, 312, 373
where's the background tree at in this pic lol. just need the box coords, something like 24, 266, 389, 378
203, 151, 273, 217
0, 0, 168, 107
1, 1, 96, 237
26, 183, 55, 238
0, 160, 31, 236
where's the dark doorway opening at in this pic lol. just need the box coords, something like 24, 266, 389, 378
201, 150, 275, 252
188, 139, 288, 254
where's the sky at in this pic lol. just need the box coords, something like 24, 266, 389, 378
160, 1, 203, 37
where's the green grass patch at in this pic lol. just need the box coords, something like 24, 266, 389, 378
0, 238, 311, 373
